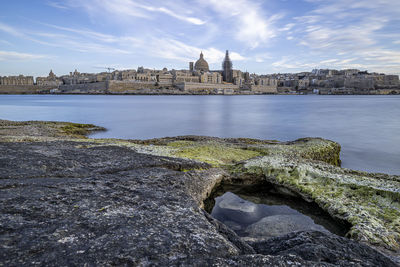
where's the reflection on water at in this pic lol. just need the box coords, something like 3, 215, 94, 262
0, 95, 399, 174
210, 191, 347, 239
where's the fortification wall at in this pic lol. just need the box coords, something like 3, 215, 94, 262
107, 80, 160, 93
251, 85, 278, 93
0, 85, 53, 94
176, 82, 239, 91
59, 82, 107, 93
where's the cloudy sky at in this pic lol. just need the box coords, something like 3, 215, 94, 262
1, 0, 400, 77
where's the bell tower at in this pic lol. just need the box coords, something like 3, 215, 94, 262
222, 50, 233, 83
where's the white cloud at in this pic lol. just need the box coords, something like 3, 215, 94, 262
0, 51, 48, 61
0, 22, 25, 38
289, 0, 400, 74
0, 39, 12, 45
46, 1, 70, 10
201, 0, 281, 48
66, 0, 206, 25
123, 36, 245, 65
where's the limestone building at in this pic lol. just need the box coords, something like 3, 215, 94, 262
0, 75, 34, 85
194, 52, 209, 72
200, 72, 222, 84
36, 70, 63, 86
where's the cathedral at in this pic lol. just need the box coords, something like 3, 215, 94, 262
193, 52, 209, 72
189, 50, 234, 83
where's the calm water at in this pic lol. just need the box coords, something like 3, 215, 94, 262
0, 95, 399, 174
210, 191, 347, 237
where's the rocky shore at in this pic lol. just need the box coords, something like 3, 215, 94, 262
0, 120, 399, 266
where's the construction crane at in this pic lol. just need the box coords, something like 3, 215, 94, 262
93, 67, 116, 73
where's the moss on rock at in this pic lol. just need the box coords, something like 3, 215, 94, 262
172, 143, 261, 166
59, 123, 99, 138
239, 156, 400, 252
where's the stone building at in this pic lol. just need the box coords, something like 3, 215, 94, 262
194, 52, 209, 72
157, 73, 173, 85
200, 72, 222, 84
173, 71, 200, 83
121, 70, 137, 80
344, 77, 374, 90
222, 50, 233, 83
95, 72, 111, 82
61, 69, 97, 85
372, 74, 399, 89
36, 70, 63, 86
0, 75, 34, 85
298, 78, 310, 89
251, 77, 278, 93
136, 73, 153, 82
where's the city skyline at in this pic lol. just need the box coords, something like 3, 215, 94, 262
1, 0, 400, 77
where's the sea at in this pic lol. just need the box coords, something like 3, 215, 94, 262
0, 94, 399, 175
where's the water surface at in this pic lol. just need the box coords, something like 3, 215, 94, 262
210, 191, 346, 238
0, 95, 399, 174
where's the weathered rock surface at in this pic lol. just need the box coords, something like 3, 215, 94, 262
249, 231, 397, 266
0, 120, 398, 266
237, 155, 400, 258
245, 214, 328, 239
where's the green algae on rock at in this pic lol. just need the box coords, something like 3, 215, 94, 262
0, 119, 105, 141
236, 155, 400, 253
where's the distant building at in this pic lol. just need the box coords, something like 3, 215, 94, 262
222, 50, 233, 83
0, 75, 34, 85
36, 70, 63, 86
194, 52, 209, 72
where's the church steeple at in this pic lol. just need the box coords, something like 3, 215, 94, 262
222, 50, 233, 83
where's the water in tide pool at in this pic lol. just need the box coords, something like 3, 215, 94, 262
0, 94, 399, 174
210, 191, 348, 238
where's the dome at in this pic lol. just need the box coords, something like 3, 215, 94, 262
194, 52, 209, 72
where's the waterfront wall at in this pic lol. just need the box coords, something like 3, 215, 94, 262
0, 85, 54, 94
1, 82, 398, 95
59, 82, 107, 93
107, 80, 160, 93
250, 85, 278, 94
176, 82, 239, 91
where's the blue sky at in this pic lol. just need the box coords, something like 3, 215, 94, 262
0, 0, 400, 77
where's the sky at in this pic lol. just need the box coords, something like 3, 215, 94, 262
0, 0, 400, 77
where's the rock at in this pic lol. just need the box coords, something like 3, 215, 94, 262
211, 192, 263, 225
245, 215, 328, 239
240, 155, 400, 256
249, 231, 398, 267
218, 192, 258, 213
0, 120, 397, 266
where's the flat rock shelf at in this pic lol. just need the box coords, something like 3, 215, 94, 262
0, 119, 399, 266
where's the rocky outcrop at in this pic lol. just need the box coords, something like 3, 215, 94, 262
0, 120, 398, 266
235, 155, 400, 258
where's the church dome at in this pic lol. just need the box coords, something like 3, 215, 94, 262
194, 52, 209, 72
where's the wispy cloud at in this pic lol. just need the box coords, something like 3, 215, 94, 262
46, 1, 70, 10
201, 0, 281, 48
288, 0, 400, 74
66, 0, 206, 25
1, 0, 400, 75
0, 51, 48, 61
0, 22, 26, 38
0, 21, 132, 54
